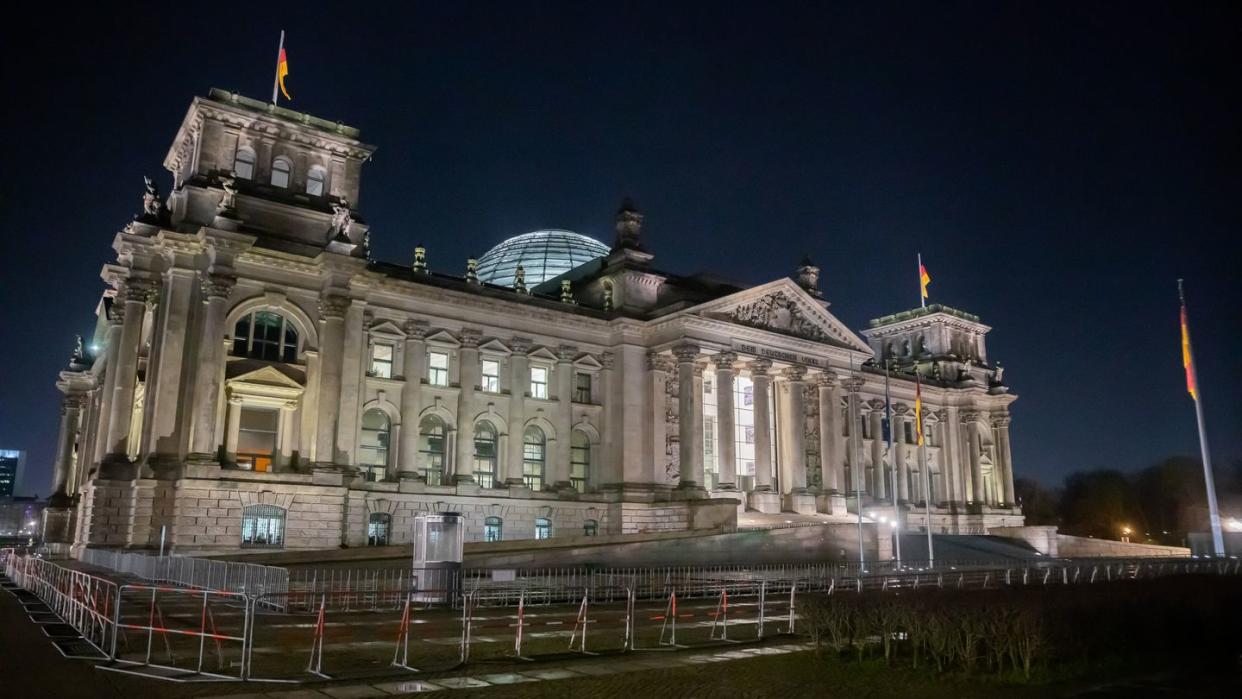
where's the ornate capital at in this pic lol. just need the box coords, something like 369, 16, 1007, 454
817, 370, 839, 388
599, 351, 615, 370
781, 365, 807, 382
647, 351, 673, 372
960, 410, 981, 423
404, 319, 429, 340
842, 376, 865, 393
200, 273, 236, 301
509, 336, 533, 354
124, 277, 160, 305
318, 294, 350, 320
712, 350, 738, 370
459, 327, 482, 349
692, 364, 705, 378
893, 404, 911, 416
672, 344, 701, 363
748, 358, 773, 377
556, 344, 579, 362
991, 414, 1012, 428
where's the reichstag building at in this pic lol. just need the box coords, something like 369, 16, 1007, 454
43, 89, 1022, 553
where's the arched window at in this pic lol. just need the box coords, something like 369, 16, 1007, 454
306, 165, 327, 196
473, 422, 498, 488
902, 339, 912, 357
583, 519, 598, 537
271, 156, 292, 188
241, 504, 285, 548
534, 517, 552, 540
522, 426, 546, 491
233, 147, 256, 180
359, 409, 390, 481
418, 416, 446, 485
484, 516, 503, 542
232, 310, 299, 362
367, 512, 391, 546
570, 430, 590, 492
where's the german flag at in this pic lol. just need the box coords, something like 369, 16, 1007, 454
1181, 304, 1197, 400
914, 374, 925, 446
277, 47, 291, 100
919, 262, 931, 300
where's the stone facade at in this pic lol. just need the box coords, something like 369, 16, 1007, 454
44, 90, 1021, 554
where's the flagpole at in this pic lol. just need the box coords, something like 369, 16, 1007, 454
1179, 279, 1224, 556
272, 30, 286, 105
918, 253, 925, 309
884, 362, 901, 568
851, 359, 866, 573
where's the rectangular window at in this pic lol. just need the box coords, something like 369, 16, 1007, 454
428, 351, 449, 386
574, 372, 592, 403
734, 376, 756, 477
904, 421, 915, 445
237, 407, 278, 472
370, 343, 394, 378
530, 366, 548, 399
481, 359, 501, 393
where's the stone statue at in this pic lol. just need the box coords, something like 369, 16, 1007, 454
932, 360, 943, 381
330, 201, 353, 242
513, 265, 528, 294
217, 174, 237, 214
613, 197, 644, 250
466, 257, 479, 284
137, 176, 168, 224
994, 362, 1005, 384
412, 245, 427, 273
560, 279, 576, 304
601, 281, 613, 311
795, 255, 822, 297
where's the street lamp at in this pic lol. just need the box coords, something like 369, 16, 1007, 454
1121, 526, 1132, 543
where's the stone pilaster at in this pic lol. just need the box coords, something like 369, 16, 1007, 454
961, 410, 984, 504
893, 404, 910, 503
778, 365, 807, 493
103, 278, 155, 469
646, 351, 673, 484
453, 328, 483, 484
713, 352, 738, 490
49, 392, 85, 506
843, 377, 865, 498
93, 314, 123, 466
869, 402, 886, 499
398, 320, 428, 480
189, 273, 235, 459
674, 344, 703, 490
992, 413, 1015, 506
552, 343, 577, 489
334, 300, 367, 466
816, 371, 841, 493
315, 294, 349, 465
505, 337, 532, 485
142, 267, 195, 468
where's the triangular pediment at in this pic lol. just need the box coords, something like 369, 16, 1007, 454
479, 338, 512, 355
691, 278, 870, 352
227, 364, 305, 389
368, 319, 407, 339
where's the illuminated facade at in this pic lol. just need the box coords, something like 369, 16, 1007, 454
43, 90, 1021, 553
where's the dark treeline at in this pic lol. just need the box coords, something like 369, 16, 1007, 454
1016, 457, 1242, 545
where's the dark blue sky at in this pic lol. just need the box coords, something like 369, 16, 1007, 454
1, 2, 1238, 496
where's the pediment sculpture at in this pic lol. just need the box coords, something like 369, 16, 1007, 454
727, 291, 832, 343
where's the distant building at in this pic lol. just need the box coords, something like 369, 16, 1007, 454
0, 496, 43, 538
0, 450, 25, 498
44, 89, 1021, 554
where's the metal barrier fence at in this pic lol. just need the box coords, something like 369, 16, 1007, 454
6, 552, 1241, 683
78, 549, 289, 599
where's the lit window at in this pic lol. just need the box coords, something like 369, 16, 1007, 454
370, 343, 394, 378
583, 519, 598, 537
535, 517, 552, 540
359, 409, 390, 481
734, 376, 756, 478
522, 426, 545, 490
530, 366, 548, 399
418, 416, 446, 485
367, 512, 391, 546
306, 165, 326, 196
232, 310, 299, 363
271, 157, 291, 188
481, 359, 500, 393
570, 430, 590, 492
473, 422, 498, 488
241, 504, 285, 548
233, 147, 256, 180
484, 516, 503, 542
427, 351, 449, 386
236, 407, 278, 472
574, 372, 592, 403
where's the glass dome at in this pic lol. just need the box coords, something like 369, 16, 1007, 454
476, 230, 610, 288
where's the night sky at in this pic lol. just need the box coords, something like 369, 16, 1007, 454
1, 2, 1238, 497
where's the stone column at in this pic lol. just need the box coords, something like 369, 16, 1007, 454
92, 318, 123, 466
505, 337, 532, 485
673, 344, 703, 489
335, 301, 366, 466
143, 268, 195, 466
778, 366, 807, 493
224, 396, 243, 462
647, 351, 673, 484
941, 407, 961, 503
453, 329, 482, 484
992, 414, 1015, 506
104, 279, 154, 462
50, 393, 84, 505
713, 352, 738, 490
894, 405, 910, 503
750, 359, 774, 491
961, 411, 984, 504
817, 372, 841, 493
869, 405, 886, 499
843, 377, 865, 497
599, 351, 617, 485
553, 344, 577, 489
278, 403, 297, 469
315, 294, 349, 465
189, 274, 235, 458
398, 321, 427, 479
